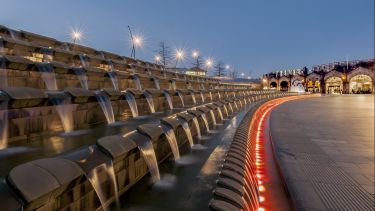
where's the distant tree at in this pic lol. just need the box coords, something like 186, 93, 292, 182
213, 60, 226, 77
229, 68, 238, 79
192, 55, 204, 68
156, 42, 172, 67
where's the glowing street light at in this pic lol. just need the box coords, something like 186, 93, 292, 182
241, 72, 245, 78
128, 25, 143, 59
192, 50, 199, 58
71, 30, 82, 44
174, 49, 185, 67
133, 35, 143, 48
154, 55, 161, 64
225, 65, 230, 70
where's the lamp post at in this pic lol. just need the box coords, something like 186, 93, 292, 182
71, 31, 81, 44
128, 26, 142, 59
205, 58, 213, 76
174, 49, 184, 68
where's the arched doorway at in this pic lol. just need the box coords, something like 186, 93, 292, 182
280, 81, 289, 91
326, 77, 342, 94
350, 75, 372, 94
270, 82, 277, 89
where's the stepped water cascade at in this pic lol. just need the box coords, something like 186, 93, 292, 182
125, 92, 138, 117
51, 96, 76, 133
153, 78, 160, 90
210, 110, 217, 125
209, 92, 213, 102
0, 96, 8, 150
161, 124, 180, 160
169, 81, 176, 90
85, 162, 119, 211
94, 91, 115, 124
181, 121, 194, 147
79, 54, 90, 67
190, 92, 197, 105
200, 92, 205, 103
144, 91, 155, 113
201, 113, 210, 132
223, 105, 229, 117
163, 91, 173, 110
36, 63, 58, 91
0, 57, 7, 89
133, 75, 142, 90
228, 103, 234, 114
218, 92, 221, 100
127, 131, 160, 182
177, 91, 185, 107
192, 117, 201, 139
73, 68, 89, 90
107, 71, 119, 91
217, 107, 224, 121
234, 101, 239, 110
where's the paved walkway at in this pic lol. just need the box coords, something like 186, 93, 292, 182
270, 95, 374, 211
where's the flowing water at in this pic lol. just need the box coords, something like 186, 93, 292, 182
223, 105, 229, 117
192, 117, 201, 139
125, 92, 138, 117
94, 92, 115, 124
217, 107, 224, 121
163, 91, 173, 110
51, 96, 76, 133
107, 71, 119, 91
169, 81, 176, 90
210, 110, 217, 125
144, 91, 155, 113
190, 92, 197, 105
161, 124, 180, 160
181, 121, 194, 147
133, 75, 142, 90
201, 113, 210, 132
200, 92, 205, 103
36, 63, 58, 91
153, 78, 160, 90
73, 68, 89, 90
177, 91, 185, 107
229, 103, 234, 114
79, 54, 90, 67
209, 92, 213, 102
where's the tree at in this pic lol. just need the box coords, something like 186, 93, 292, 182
156, 42, 172, 67
213, 60, 226, 77
228, 68, 238, 79
191, 55, 204, 68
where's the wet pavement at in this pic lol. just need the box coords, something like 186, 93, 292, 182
270, 95, 374, 211
0, 109, 187, 177
115, 102, 262, 211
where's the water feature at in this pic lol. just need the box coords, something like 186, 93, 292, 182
107, 71, 119, 91
169, 81, 176, 90
192, 117, 201, 139
201, 113, 210, 132
218, 92, 221, 100
73, 68, 89, 90
125, 92, 138, 117
163, 91, 173, 110
223, 105, 229, 117
0, 96, 8, 150
200, 92, 205, 103
144, 91, 155, 113
234, 101, 239, 110
181, 121, 194, 147
177, 91, 185, 107
133, 75, 142, 90
36, 62, 58, 91
217, 107, 224, 121
210, 110, 217, 125
51, 95, 76, 133
94, 91, 115, 124
161, 124, 180, 160
209, 92, 213, 102
190, 92, 197, 105
79, 54, 90, 67
0, 57, 7, 89
228, 103, 234, 114
153, 78, 160, 90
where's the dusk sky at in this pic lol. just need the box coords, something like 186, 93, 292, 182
0, 0, 373, 77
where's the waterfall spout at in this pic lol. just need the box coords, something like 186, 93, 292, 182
94, 91, 115, 124
192, 117, 201, 139
107, 71, 119, 91
73, 68, 89, 90
177, 91, 185, 108
201, 113, 210, 132
144, 91, 155, 113
210, 110, 217, 125
161, 124, 180, 160
125, 92, 138, 117
36, 63, 58, 91
163, 91, 173, 110
181, 121, 194, 147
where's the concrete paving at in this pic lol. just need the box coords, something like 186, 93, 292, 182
270, 95, 374, 211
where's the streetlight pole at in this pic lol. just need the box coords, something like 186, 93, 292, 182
128, 25, 136, 59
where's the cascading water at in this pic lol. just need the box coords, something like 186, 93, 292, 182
169, 81, 176, 90
181, 121, 194, 147
200, 92, 205, 103
190, 92, 197, 105
153, 78, 160, 90
52, 96, 76, 133
144, 91, 155, 113
218, 92, 221, 100
125, 92, 138, 117
79, 54, 90, 67
107, 71, 119, 91
161, 124, 180, 160
133, 75, 142, 90
73, 68, 89, 90
163, 91, 173, 110
192, 117, 201, 139
217, 107, 224, 121
234, 101, 239, 110
0, 96, 8, 150
36, 63, 58, 91
210, 110, 217, 125
209, 92, 213, 102
94, 92, 115, 124
201, 113, 210, 132
177, 91, 185, 107
229, 103, 234, 114
223, 105, 229, 117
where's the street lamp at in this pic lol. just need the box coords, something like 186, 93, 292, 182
154, 55, 161, 64
128, 26, 143, 59
225, 65, 230, 70
205, 58, 214, 74
71, 30, 82, 44
241, 72, 245, 78
192, 51, 199, 58
174, 49, 185, 67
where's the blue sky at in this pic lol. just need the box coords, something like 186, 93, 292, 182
0, 0, 373, 77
